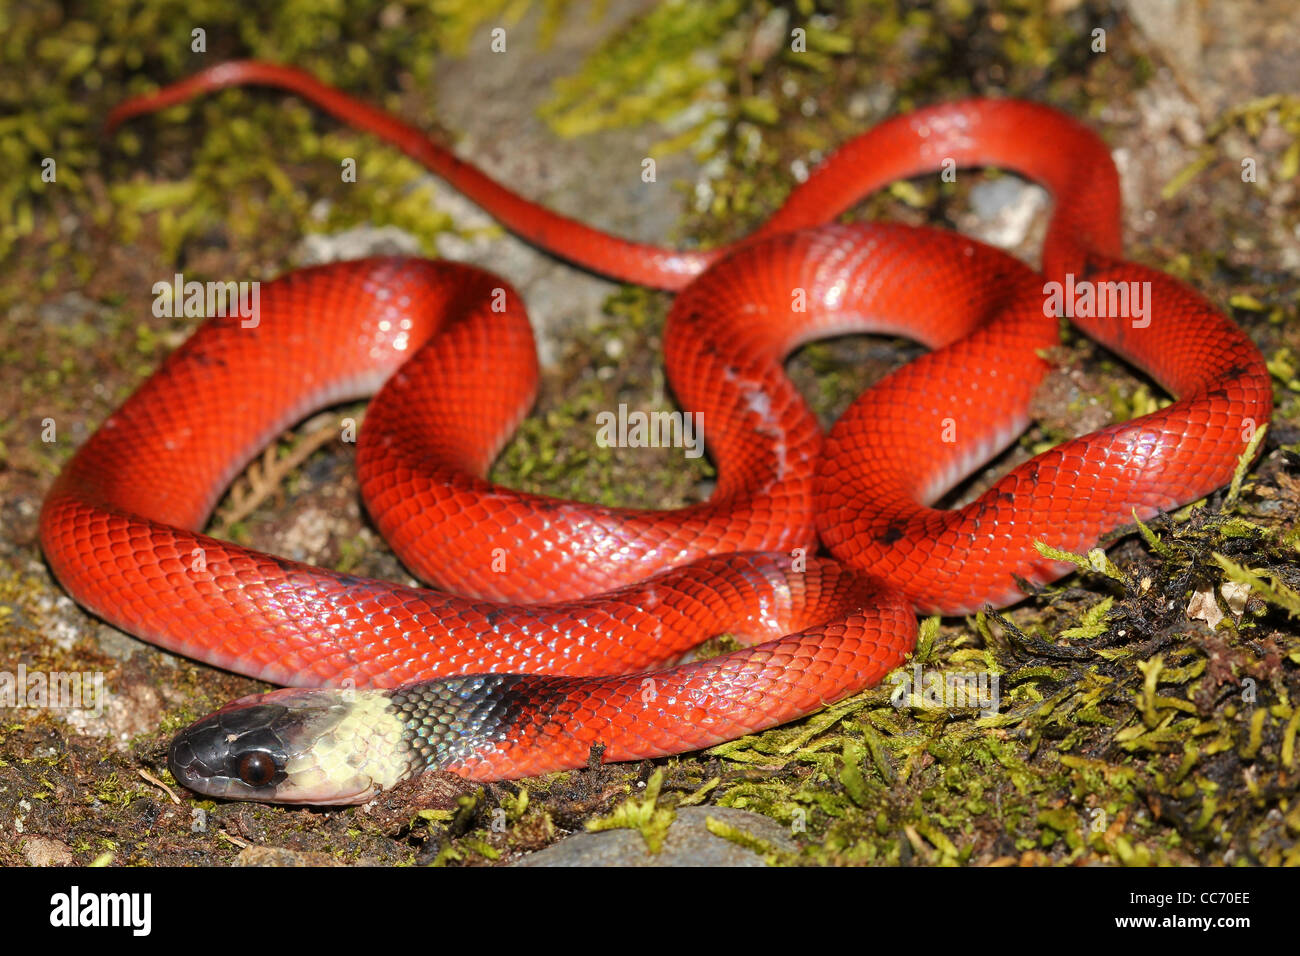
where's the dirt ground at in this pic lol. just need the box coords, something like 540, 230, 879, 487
1, 0, 1298, 866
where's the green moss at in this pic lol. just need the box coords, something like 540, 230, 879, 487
540, 0, 749, 144
0, 0, 539, 294
585, 768, 677, 852
1165, 95, 1300, 199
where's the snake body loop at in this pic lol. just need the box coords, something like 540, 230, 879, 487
38, 63, 1272, 802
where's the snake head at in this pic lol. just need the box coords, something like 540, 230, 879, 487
169, 687, 414, 805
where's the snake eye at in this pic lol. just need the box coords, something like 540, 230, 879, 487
236, 750, 277, 787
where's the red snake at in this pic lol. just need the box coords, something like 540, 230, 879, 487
39, 62, 1272, 802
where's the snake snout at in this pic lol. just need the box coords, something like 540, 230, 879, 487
169, 697, 296, 801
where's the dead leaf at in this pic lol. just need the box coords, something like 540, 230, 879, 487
1187, 587, 1224, 629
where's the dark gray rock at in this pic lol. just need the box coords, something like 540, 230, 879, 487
513, 806, 797, 867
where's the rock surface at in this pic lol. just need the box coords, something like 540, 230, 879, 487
512, 807, 797, 867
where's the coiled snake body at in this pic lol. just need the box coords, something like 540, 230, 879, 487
39, 62, 1272, 803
